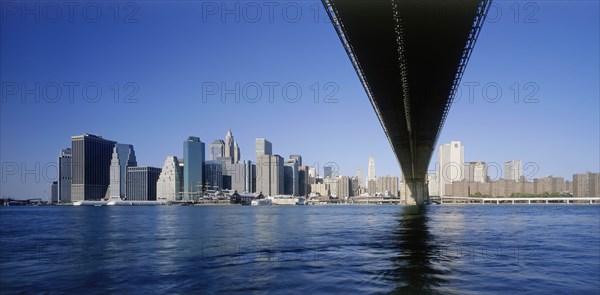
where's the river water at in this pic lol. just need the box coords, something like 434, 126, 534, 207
1, 205, 599, 294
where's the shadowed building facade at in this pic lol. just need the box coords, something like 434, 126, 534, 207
71, 134, 116, 201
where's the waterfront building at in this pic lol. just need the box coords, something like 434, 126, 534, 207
58, 148, 72, 202
204, 160, 224, 191
51, 181, 58, 202
337, 176, 351, 198
474, 161, 488, 183
284, 158, 299, 196
367, 155, 376, 188
109, 144, 137, 199
438, 141, 464, 196
183, 136, 205, 201
376, 176, 399, 197
126, 166, 161, 201
156, 156, 183, 202
427, 173, 439, 196
255, 138, 283, 196
209, 139, 225, 161
290, 155, 302, 166
504, 160, 522, 182
71, 134, 116, 201
573, 172, 600, 198
255, 138, 272, 161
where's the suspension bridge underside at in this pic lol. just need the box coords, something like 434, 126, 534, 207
323, 0, 490, 205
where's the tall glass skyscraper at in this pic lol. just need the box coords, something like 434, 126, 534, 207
70, 134, 116, 201
204, 160, 223, 191
209, 139, 225, 160
58, 148, 72, 202
183, 136, 205, 201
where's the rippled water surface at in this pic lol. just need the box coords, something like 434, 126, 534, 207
1, 205, 599, 294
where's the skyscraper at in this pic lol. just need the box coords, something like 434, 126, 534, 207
156, 156, 183, 201
427, 173, 439, 196
284, 158, 299, 196
357, 168, 363, 190
255, 138, 272, 161
183, 136, 205, 201
290, 155, 302, 166
337, 176, 351, 198
376, 176, 399, 197
324, 166, 333, 178
367, 155, 376, 188
58, 148, 72, 202
71, 134, 116, 201
464, 161, 477, 183
109, 143, 137, 199
244, 160, 255, 193
233, 140, 241, 164
126, 166, 161, 201
204, 160, 223, 191
298, 165, 309, 196
324, 177, 338, 197
225, 129, 236, 163
474, 161, 488, 183
504, 160, 522, 182
438, 141, 464, 197
209, 139, 225, 161
255, 139, 283, 196
51, 181, 58, 203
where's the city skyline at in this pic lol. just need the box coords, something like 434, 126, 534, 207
1, 1, 598, 198
2, 128, 600, 199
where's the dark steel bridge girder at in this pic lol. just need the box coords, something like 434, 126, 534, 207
322, 0, 491, 204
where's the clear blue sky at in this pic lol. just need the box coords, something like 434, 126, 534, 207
1, 1, 598, 198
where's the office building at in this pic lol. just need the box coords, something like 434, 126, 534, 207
209, 139, 225, 161
244, 160, 255, 193
367, 155, 376, 188
427, 173, 439, 196
51, 181, 58, 202
71, 134, 116, 201
324, 166, 333, 178
474, 161, 488, 183
504, 160, 522, 182
109, 143, 137, 198
224, 130, 241, 164
58, 148, 72, 202
298, 165, 309, 196
255, 138, 272, 161
156, 156, 183, 202
324, 177, 338, 197
256, 153, 283, 196
284, 158, 299, 196
290, 155, 302, 166
183, 136, 205, 200
357, 168, 363, 191
126, 166, 161, 201
350, 176, 360, 196
438, 141, 464, 196
204, 160, 223, 191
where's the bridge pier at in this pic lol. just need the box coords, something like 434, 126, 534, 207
403, 180, 429, 206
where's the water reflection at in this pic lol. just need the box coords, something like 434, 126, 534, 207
387, 205, 448, 294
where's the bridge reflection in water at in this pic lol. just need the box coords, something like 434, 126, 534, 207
384, 206, 449, 293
